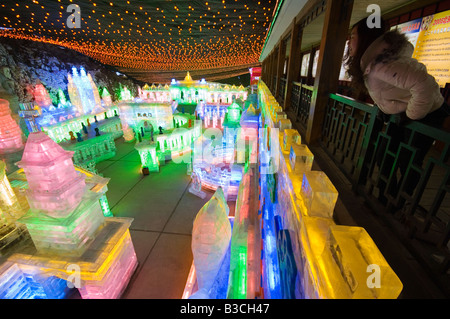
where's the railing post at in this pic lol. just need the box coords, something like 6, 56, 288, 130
354, 103, 380, 190
275, 37, 285, 100
284, 19, 302, 111
305, 0, 354, 145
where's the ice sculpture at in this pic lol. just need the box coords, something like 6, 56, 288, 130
57, 89, 70, 108
67, 67, 101, 115
226, 102, 242, 124
32, 82, 53, 108
16, 132, 86, 218
16, 132, 105, 257
0, 99, 24, 154
9, 218, 138, 299
299, 171, 338, 219
227, 166, 261, 299
189, 169, 207, 199
190, 187, 231, 298
0, 160, 30, 257
278, 118, 292, 132
282, 129, 301, 153
320, 225, 403, 298
134, 139, 159, 173
289, 144, 313, 174
0, 262, 69, 299
101, 87, 112, 107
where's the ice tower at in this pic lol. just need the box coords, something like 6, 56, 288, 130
17, 132, 86, 218
16, 132, 104, 255
0, 99, 24, 154
4, 132, 138, 299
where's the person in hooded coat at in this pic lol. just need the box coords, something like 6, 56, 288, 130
344, 17, 450, 209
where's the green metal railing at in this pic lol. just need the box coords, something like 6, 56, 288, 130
291, 81, 313, 129
320, 93, 450, 274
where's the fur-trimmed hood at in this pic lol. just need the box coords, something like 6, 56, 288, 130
360, 30, 414, 75
358, 29, 443, 119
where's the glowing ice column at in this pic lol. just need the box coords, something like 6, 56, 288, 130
0, 99, 24, 154
67, 72, 83, 115
227, 166, 261, 299
87, 73, 102, 108
190, 187, 231, 298
134, 140, 159, 173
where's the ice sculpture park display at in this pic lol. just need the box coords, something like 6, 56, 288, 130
18, 67, 122, 144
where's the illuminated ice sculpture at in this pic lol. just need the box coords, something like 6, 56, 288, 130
16, 132, 86, 218
68, 66, 102, 115
16, 132, 105, 256
0, 99, 24, 154
190, 187, 231, 298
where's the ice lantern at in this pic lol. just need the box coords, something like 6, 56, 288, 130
0, 99, 24, 154
16, 132, 86, 218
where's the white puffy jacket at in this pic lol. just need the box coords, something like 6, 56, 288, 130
360, 32, 444, 120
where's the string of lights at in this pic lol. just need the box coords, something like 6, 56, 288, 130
0, 0, 277, 81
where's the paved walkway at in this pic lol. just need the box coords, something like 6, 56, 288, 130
91, 138, 210, 298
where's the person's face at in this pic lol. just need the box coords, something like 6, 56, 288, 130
348, 26, 358, 57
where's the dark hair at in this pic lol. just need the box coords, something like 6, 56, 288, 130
344, 17, 387, 99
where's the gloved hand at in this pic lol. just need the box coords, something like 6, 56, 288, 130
376, 108, 390, 124
391, 112, 409, 126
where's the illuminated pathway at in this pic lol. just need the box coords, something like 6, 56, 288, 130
91, 138, 235, 299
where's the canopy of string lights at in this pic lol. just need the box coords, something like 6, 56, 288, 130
0, 0, 278, 82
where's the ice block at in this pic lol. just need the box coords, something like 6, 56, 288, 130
319, 225, 403, 299
282, 129, 301, 153
278, 119, 292, 132
299, 171, 338, 219
10, 218, 138, 299
297, 216, 335, 299
134, 139, 159, 173
189, 169, 207, 199
191, 187, 231, 297
18, 190, 105, 256
227, 166, 261, 299
275, 111, 287, 122
289, 144, 313, 174
0, 262, 69, 299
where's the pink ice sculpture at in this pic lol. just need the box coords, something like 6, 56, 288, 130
16, 132, 86, 218
0, 99, 24, 154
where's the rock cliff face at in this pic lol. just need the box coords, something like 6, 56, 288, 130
0, 37, 142, 114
